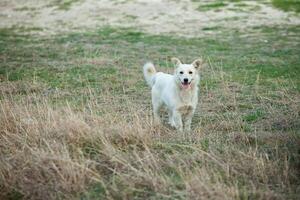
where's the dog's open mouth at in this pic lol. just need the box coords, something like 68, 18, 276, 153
181, 82, 191, 89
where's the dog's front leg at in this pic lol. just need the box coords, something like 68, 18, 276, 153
168, 110, 176, 128
184, 110, 194, 131
172, 111, 183, 131
184, 108, 195, 131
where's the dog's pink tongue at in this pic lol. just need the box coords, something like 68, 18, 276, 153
181, 83, 190, 89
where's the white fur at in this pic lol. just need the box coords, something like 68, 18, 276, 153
143, 58, 203, 131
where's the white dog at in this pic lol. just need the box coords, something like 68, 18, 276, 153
143, 57, 203, 131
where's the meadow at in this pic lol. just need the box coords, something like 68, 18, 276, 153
0, 0, 300, 199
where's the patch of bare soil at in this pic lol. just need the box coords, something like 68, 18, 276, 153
0, 0, 299, 36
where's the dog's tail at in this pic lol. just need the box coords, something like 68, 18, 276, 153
143, 62, 157, 87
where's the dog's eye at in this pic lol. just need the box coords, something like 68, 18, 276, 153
189, 71, 193, 74
179, 71, 184, 74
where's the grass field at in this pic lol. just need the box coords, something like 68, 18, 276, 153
0, 1, 300, 199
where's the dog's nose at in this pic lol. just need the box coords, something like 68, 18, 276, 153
184, 78, 189, 83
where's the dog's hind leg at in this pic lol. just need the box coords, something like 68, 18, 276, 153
153, 102, 162, 125
152, 96, 162, 125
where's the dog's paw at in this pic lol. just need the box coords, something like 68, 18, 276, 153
168, 120, 176, 128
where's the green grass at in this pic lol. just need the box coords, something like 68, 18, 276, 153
202, 26, 221, 31
197, 2, 228, 11
195, 0, 250, 12
14, 6, 37, 11
243, 109, 265, 122
48, 0, 81, 10
1, 25, 299, 91
272, 0, 300, 12
0, 24, 300, 199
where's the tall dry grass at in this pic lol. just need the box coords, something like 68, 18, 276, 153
0, 76, 299, 200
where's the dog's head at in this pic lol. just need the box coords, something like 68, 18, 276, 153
171, 57, 204, 90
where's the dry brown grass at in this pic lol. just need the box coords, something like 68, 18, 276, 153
0, 76, 299, 199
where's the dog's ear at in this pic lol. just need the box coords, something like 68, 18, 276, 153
192, 58, 204, 70
171, 57, 182, 66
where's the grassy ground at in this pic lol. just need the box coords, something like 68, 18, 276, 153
0, 23, 299, 199
272, 0, 300, 13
